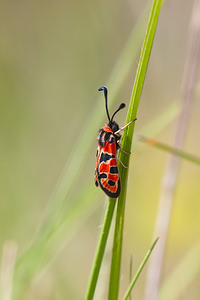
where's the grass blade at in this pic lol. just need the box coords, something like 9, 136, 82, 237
123, 238, 159, 300
108, 0, 163, 299
138, 135, 200, 165
129, 255, 133, 300
84, 199, 116, 300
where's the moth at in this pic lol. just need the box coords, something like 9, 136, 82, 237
95, 86, 136, 198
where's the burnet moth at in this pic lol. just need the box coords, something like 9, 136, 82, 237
95, 86, 136, 198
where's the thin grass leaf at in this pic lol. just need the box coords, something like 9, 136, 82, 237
108, 0, 163, 299
137, 135, 200, 165
123, 238, 159, 300
84, 199, 116, 300
129, 255, 133, 300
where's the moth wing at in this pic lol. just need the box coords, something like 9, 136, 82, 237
96, 141, 121, 198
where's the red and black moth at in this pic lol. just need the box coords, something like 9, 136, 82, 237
95, 87, 136, 198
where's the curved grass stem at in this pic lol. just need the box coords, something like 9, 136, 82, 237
123, 238, 159, 300
108, 0, 163, 299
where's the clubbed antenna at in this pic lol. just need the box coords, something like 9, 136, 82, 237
111, 103, 125, 122
98, 86, 110, 123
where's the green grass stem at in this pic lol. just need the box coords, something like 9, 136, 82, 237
138, 135, 200, 165
123, 238, 159, 300
129, 255, 133, 300
84, 199, 116, 300
108, 0, 163, 299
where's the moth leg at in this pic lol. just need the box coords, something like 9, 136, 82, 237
117, 157, 128, 168
117, 140, 131, 155
114, 118, 137, 134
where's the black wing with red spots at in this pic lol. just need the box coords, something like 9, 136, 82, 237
95, 128, 121, 198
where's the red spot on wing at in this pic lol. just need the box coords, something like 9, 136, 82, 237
107, 173, 118, 182
109, 158, 118, 166
99, 162, 110, 174
104, 141, 117, 156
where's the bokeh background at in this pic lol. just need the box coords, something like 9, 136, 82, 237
1, 0, 200, 299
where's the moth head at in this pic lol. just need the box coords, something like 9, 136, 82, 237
109, 121, 119, 133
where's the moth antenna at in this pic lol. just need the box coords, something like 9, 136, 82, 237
98, 86, 110, 123
111, 103, 125, 122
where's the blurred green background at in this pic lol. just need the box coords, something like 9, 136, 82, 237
0, 0, 200, 299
